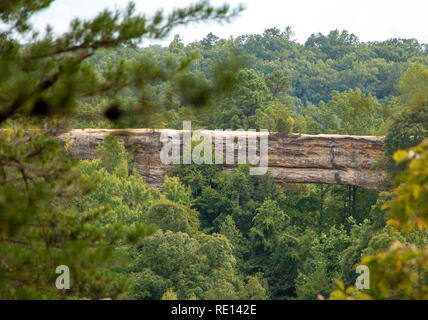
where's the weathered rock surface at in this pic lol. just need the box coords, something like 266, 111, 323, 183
60, 129, 385, 189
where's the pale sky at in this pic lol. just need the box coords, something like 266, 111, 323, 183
31, 0, 428, 45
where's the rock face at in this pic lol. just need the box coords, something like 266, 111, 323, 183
60, 129, 385, 190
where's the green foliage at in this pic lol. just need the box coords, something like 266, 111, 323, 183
0, 0, 55, 33
265, 71, 291, 98
0, 128, 153, 299
311, 88, 380, 135
296, 265, 333, 300
172, 158, 386, 300
219, 215, 248, 263
96, 134, 131, 174
361, 242, 428, 299
330, 140, 428, 300
254, 101, 294, 134
2, 1, 428, 301
131, 230, 267, 300
162, 176, 193, 207
383, 140, 428, 231
0, 1, 243, 126
396, 63, 428, 110
161, 288, 179, 300
77, 137, 160, 225
58, 26, 428, 132
145, 199, 199, 234
381, 64, 428, 188
250, 200, 289, 252
229, 68, 273, 127
0, 0, 243, 299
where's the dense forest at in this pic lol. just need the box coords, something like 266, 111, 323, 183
69, 29, 428, 300
0, 1, 427, 300
74, 28, 428, 135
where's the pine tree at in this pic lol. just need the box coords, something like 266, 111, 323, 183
0, 1, 242, 299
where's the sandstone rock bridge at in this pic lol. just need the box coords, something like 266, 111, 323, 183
60, 129, 385, 190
